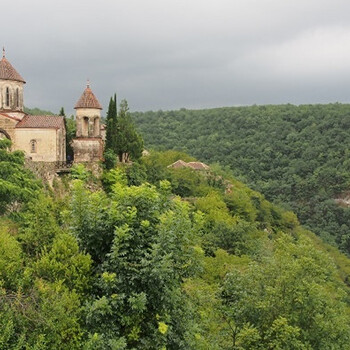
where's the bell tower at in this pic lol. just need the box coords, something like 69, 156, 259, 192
74, 80, 102, 138
0, 48, 26, 120
72, 81, 104, 162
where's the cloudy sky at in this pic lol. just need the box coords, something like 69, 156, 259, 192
2, 0, 350, 114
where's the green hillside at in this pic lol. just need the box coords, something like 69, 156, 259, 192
24, 106, 55, 115
133, 103, 350, 254
2, 142, 350, 348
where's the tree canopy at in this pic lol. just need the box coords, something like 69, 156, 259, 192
105, 96, 143, 165
1, 142, 350, 348
0, 139, 41, 214
133, 103, 350, 255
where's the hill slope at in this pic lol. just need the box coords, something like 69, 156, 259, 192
2, 143, 350, 348
133, 103, 350, 253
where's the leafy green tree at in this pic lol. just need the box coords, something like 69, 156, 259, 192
19, 194, 61, 257
115, 99, 143, 162
0, 227, 23, 290
132, 103, 350, 254
59, 107, 75, 161
70, 163, 92, 181
59, 107, 66, 117
220, 234, 350, 349
68, 171, 201, 348
105, 94, 117, 152
125, 162, 147, 186
103, 148, 118, 170
24, 106, 54, 115
0, 139, 41, 214
32, 233, 92, 294
68, 180, 115, 264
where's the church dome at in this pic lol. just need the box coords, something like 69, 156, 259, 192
0, 51, 25, 83
74, 83, 102, 109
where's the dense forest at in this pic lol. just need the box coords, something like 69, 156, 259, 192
1, 137, 350, 349
133, 103, 350, 254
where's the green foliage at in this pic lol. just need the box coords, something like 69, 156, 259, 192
133, 103, 350, 254
220, 234, 350, 349
32, 233, 92, 294
58, 107, 66, 117
125, 162, 147, 186
24, 106, 54, 115
70, 163, 92, 181
32, 281, 83, 349
115, 99, 144, 162
73, 178, 199, 348
105, 94, 118, 153
0, 139, 41, 214
68, 180, 114, 264
101, 168, 128, 193
19, 194, 61, 257
63, 114, 76, 161
103, 148, 118, 170
0, 193, 88, 348
2, 147, 350, 349
0, 227, 23, 290
104, 96, 143, 165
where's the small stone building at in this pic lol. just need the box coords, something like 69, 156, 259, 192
15, 115, 66, 162
0, 50, 66, 162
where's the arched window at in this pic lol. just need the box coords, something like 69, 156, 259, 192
94, 117, 99, 137
16, 88, 19, 108
82, 117, 89, 137
30, 139, 37, 153
6, 87, 10, 107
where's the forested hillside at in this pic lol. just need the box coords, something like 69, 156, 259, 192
133, 104, 350, 254
24, 107, 55, 115
1, 140, 350, 349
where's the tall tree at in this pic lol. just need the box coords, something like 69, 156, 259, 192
105, 94, 117, 151
60, 107, 75, 161
115, 99, 143, 162
104, 95, 118, 169
59, 107, 66, 117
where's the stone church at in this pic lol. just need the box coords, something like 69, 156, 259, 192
0, 50, 104, 163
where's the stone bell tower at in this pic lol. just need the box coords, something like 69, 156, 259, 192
0, 48, 26, 120
72, 81, 104, 162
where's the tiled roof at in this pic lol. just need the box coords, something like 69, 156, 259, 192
0, 57, 25, 83
74, 85, 102, 109
187, 162, 210, 170
16, 115, 64, 129
168, 159, 210, 170
168, 160, 188, 169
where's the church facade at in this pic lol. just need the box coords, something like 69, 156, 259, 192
0, 50, 104, 164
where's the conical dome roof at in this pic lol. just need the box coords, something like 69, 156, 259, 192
74, 84, 102, 109
0, 52, 25, 83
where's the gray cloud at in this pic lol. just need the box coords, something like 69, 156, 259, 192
2, 0, 350, 114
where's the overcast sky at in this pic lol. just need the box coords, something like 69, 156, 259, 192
2, 0, 350, 115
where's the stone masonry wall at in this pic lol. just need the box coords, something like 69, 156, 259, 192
0, 114, 17, 141
15, 128, 58, 162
